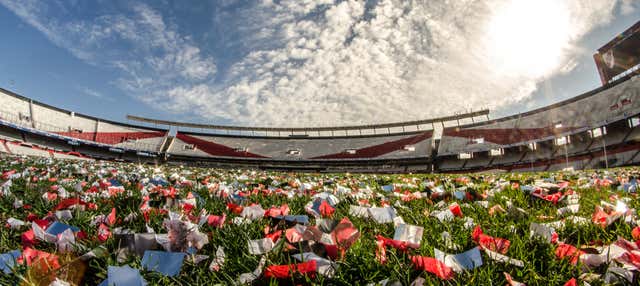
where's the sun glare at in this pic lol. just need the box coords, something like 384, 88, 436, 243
487, 0, 571, 78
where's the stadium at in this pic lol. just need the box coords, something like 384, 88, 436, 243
0, 2, 639, 286
1, 52, 640, 173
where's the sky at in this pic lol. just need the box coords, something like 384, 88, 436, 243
0, 0, 637, 128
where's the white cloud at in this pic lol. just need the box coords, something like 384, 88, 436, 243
0, 0, 216, 93
184, 0, 621, 126
620, 0, 637, 15
0, 0, 627, 127
77, 86, 105, 99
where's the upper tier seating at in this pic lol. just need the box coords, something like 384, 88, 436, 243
438, 76, 640, 156
168, 131, 433, 160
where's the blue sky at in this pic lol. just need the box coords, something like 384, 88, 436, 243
0, 0, 637, 127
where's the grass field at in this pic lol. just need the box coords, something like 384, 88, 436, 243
0, 155, 639, 285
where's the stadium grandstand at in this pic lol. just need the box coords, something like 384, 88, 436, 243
0, 19, 638, 173
0, 68, 639, 173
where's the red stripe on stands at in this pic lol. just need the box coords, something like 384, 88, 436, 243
311, 131, 433, 159
442, 127, 580, 145
175, 133, 268, 158
55, 131, 166, 145
2, 139, 91, 159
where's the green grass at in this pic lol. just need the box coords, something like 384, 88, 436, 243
0, 156, 638, 285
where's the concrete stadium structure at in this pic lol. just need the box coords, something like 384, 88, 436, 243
0, 70, 639, 173
436, 72, 640, 172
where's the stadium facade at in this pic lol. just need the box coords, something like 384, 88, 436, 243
1, 21, 638, 173
0, 70, 638, 173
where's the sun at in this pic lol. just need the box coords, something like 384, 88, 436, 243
486, 0, 571, 78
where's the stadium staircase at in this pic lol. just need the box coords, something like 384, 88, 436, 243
159, 135, 175, 157
2, 140, 11, 155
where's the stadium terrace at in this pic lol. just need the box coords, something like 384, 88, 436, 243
0, 19, 640, 174
1, 68, 640, 173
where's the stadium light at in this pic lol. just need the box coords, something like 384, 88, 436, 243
588, 127, 606, 138
554, 136, 570, 146
458, 152, 473, 160
471, 138, 484, 144
489, 148, 504, 156
403, 145, 416, 152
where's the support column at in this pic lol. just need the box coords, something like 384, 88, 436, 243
602, 135, 608, 169
94, 120, 100, 141
28, 100, 36, 128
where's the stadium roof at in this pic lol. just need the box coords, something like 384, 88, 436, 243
126, 110, 490, 133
